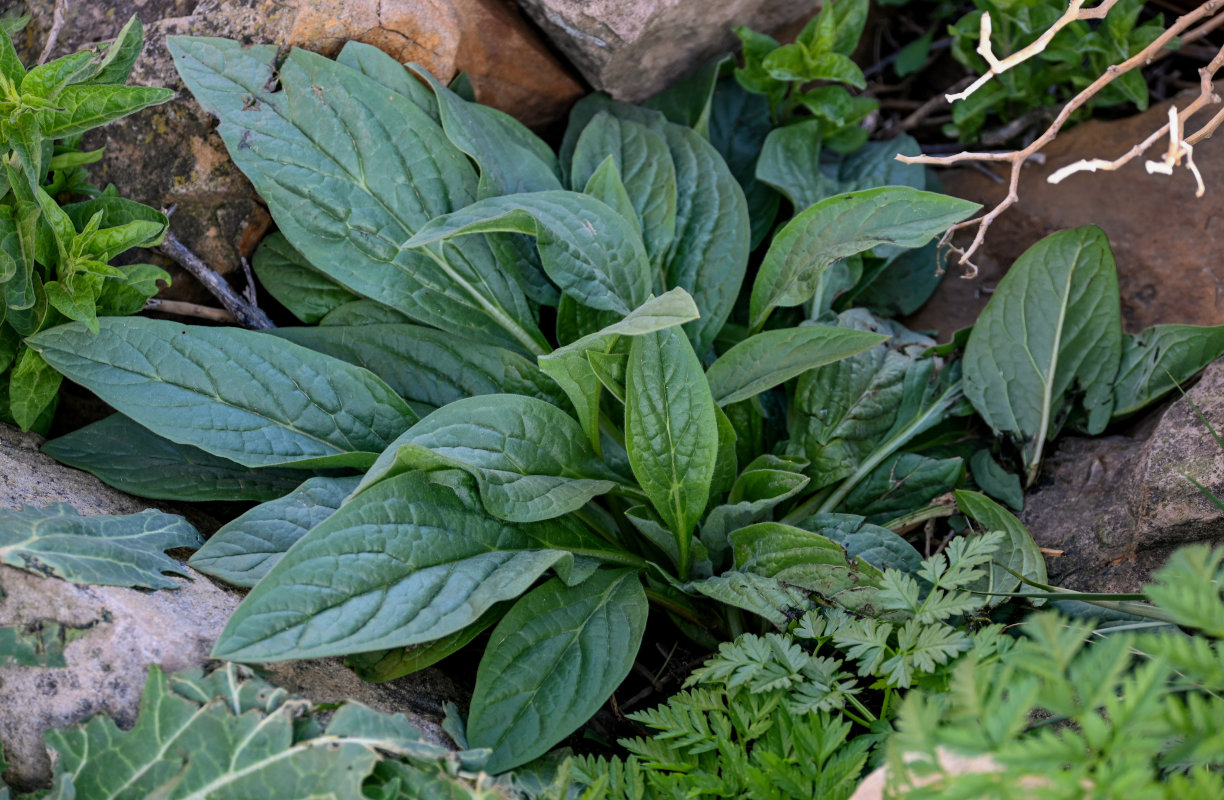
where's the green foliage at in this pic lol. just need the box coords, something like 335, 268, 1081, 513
10, 663, 510, 799
734, 0, 876, 149
27, 29, 1224, 782
0, 16, 173, 433
947, 0, 1165, 142
884, 544, 1224, 799
567, 538, 1013, 799
0, 503, 201, 588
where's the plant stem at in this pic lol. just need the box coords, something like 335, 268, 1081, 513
885, 503, 956, 535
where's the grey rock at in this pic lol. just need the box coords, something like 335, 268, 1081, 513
515, 0, 821, 101
1022, 359, 1224, 593
0, 424, 462, 790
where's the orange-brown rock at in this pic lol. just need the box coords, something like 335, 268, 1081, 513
905, 91, 1224, 339
287, 0, 584, 129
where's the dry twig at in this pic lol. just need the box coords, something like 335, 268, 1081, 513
143, 299, 236, 324
38, 0, 67, 65
156, 231, 275, 330
898, 0, 1224, 275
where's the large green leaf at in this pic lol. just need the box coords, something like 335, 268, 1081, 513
707, 79, 778, 248
29, 318, 417, 469
661, 122, 751, 353
705, 325, 887, 406
39, 84, 173, 138
409, 64, 560, 197
406, 190, 651, 315
212, 471, 615, 662
0, 621, 84, 667
537, 288, 700, 450
1111, 323, 1224, 419
840, 452, 964, 525
168, 37, 544, 354
273, 323, 565, 416
41, 414, 315, 502
792, 312, 958, 501
355, 394, 624, 523
700, 454, 810, 567
797, 513, 923, 573
963, 227, 1121, 485
0, 504, 202, 589
755, 119, 825, 211
571, 112, 676, 270
251, 232, 357, 324
625, 325, 718, 571
685, 571, 813, 628
749, 187, 979, 329
189, 476, 361, 588
466, 569, 647, 773
334, 41, 439, 121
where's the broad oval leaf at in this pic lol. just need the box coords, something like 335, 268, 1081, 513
251, 232, 357, 324
625, 325, 718, 556
1111, 323, 1224, 419
212, 471, 608, 662
168, 38, 543, 354
730, 521, 885, 595
273, 323, 566, 416
28, 318, 417, 469
571, 112, 677, 269
466, 569, 647, 772
963, 227, 1122, 485
405, 190, 652, 315
797, 513, 923, 573
662, 122, 751, 353
749, 187, 979, 329
41, 414, 317, 502
0, 504, 202, 589
356, 394, 623, 523
706, 324, 888, 406
189, 475, 362, 588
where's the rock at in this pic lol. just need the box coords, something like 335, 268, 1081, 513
905, 91, 1224, 339
515, 0, 822, 101
0, 424, 462, 790
20, 0, 582, 310
1021, 359, 1224, 594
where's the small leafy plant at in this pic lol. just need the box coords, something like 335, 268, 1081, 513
733, 0, 877, 150
23, 28, 1224, 780
0, 16, 173, 432
947, 0, 1165, 142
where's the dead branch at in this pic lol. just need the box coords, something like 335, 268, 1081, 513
949, 0, 1123, 103
155, 232, 276, 330
37, 0, 66, 65
143, 299, 237, 324
898, 0, 1224, 276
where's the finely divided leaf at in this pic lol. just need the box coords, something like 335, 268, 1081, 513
749, 187, 978, 329
625, 325, 718, 558
706, 325, 887, 406
467, 569, 648, 773
406, 191, 652, 315
0, 504, 202, 589
356, 394, 623, 523
963, 227, 1122, 485
189, 475, 361, 588
29, 318, 417, 469
212, 471, 599, 662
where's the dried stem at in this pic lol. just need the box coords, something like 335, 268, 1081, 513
143, 299, 236, 324
898, 0, 1224, 275
38, 0, 67, 65
155, 232, 275, 330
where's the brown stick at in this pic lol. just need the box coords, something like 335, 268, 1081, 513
37, 0, 66, 65
898, 0, 1224, 275
155, 232, 276, 330
143, 299, 237, 324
